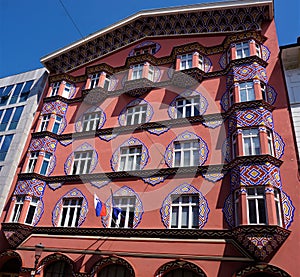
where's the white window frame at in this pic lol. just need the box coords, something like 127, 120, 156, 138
72, 151, 93, 174
126, 105, 147, 125
173, 140, 200, 167
59, 198, 83, 227
198, 55, 204, 70
50, 82, 60, 97
62, 82, 72, 98
242, 128, 261, 156
176, 97, 200, 118
274, 189, 283, 227
82, 112, 101, 132
118, 146, 142, 171
27, 151, 39, 173
261, 82, 267, 101
132, 64, 144, 80
90, 73, 100, 89
267, 130, 274, 156
170, 194, 199, 229
52, 115, 62, 134
255, 42, 262, 58
235, 42, 250, 59
239, 82, 255, 102
10, 196, 25, 223
103, 74, 111, 90
180, 54, 193, 70
39, 114, 50, 132
148, 65, 154, 81
110, 196, 136, 228
24, 197, 39, 225
246, 187, 267, 225
40, 153, 52, 175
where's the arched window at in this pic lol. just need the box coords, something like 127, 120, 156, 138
44, 260, 72, 277
0, 258, 21, 277
97, 264, 133, 277
164, 268, 202, 277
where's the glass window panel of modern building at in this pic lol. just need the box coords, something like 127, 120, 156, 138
0, 134, 14, 161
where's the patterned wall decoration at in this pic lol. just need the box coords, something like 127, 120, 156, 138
52, 188, 88, 227
90, 180, 111, 189
265, 84, 277, 105
111, 137, 149, 172
102, 186, 144, 228
223, 193, 234, 228
274, 131, 285, 159
147, 127, 169, 136
14, 179, 46, 197
60, 139, 74, 146
32, 199, 44, 226
222, 136, 231, 163
203, 56, 212, 73
229, 62, 268, 85
128, 41, 161, 56
142, 176, 167, 186
45, 6, 270, 73
164, 131, 209, 168
57, 116, 67, 135
261, 44, 271, 62
201, 172, 224, 183
228, 107, 274, 133
219, 51, 228, 70
75, 106, 106, 132
118, 98, 153, 126
48, 182, 64, 191
202, 118, 224, 129
220, 89, 230, 112
29, 137, 58, 154
160, 183, 210, 229
168, 90, 208, 119
230, 163, 282, 191
99, 133, 118, 141
64, 142, 98, 175
281, 190, 295, 229
41, 101, 68, 117
46, 154, 56, 176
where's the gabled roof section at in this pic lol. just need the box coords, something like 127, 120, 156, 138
41, 0, 273, 74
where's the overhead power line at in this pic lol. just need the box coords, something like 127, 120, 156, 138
58, 0, 84, 38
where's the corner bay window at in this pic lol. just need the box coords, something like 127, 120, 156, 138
39, 115, 50, 132
72, 151, 93, 174
242, 128, 260, 156
170, 194, 199, 229
59, 198, 83, 227
118, 146, 142, 171
11, 196, 24, 223
90, 73, 100, 89
24, 197, 39, 225
173, 140, 200, 167
132, 64, 143, 80
239, 82, 255, 102
110, 196, 136, 228
27, 152, 39, 173
176, 97, 200, 118
50, 82, 60, 96
235, 42, 250, 59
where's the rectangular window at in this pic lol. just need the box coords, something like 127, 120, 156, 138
52, 115, 62, 134
19, 80, 34, 102
90, 73, 100, 89
11, 196, 25, 223
148, 65, 154, 81
103, 75, 111, 90
25, 197, 39, 225
246, 187, 267, 224
119, 146, 142, 171
198, 55, 204, 70
27, 151, 39, 173
62, 82, 71, 98
110, 196, 136, 228
176, 97, 200, 118
180, 54, 193, 70
173, 140, 200, 167
0, 134, 13, 161
274, 189, 283, 227
59, 198, 83, 227
170, 194, 199, 229
8, 106, 24, 130
261, 83, 267, 101
235, 42, 250, 59
39, 114, 50, 132
126, 105, 147, 125
132, 64, 143, 80
72, 151, 93, 174
239, 82, 255, 102
234, 190, 240, 226
50, 82, 60, 97
242, 128, 260, 156
40, 153, 52, 175
267, 130, 274, 156
255, 43, 262, 58
82, 112, 101, 132
9, 82, 24, 104
0, 108, 13, 131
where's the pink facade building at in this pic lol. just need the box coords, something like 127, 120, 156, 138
0, 0, 299, 276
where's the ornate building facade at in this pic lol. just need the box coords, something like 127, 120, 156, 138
0, 0, 298, 276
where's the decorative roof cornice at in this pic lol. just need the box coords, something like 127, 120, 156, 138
41, 0, 273, 74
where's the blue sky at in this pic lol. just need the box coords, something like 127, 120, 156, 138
0, 0, 299, 78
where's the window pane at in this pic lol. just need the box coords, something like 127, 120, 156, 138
181, 206, 189, 228
258, 199, 267, 224
248, 199, 257, 223
0, 135, 13, 161
25, 204, 37, 225
192, 206, 198, 228
171, 206, 179, 227
21, 80, 34, 93
9, 106, 24, 130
